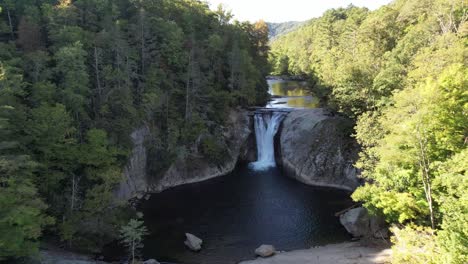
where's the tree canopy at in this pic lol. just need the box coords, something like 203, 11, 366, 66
0, 0, 269, 260
270, 0, 467, 262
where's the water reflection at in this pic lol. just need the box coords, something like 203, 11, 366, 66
267, 79, 319, 109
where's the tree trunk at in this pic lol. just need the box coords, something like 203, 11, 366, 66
70, 173, 76, 211
416, 127, 435, 230
140, 9, 145, 74
185, 48, 193, 122
94, 47, 102, 102
131, 238, 135, 264
7, 8, 14, 40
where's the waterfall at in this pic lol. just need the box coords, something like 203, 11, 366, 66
249, 112, 285, 171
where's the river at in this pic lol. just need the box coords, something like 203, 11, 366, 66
107, 79, 352, 264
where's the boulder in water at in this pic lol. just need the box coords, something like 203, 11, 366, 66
339, 207, 388, 238
255, 245, 276, 257
143, 259, 160, 264
184, 233, 203, 251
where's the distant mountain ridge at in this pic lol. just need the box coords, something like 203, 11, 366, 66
267, 21, 304, 40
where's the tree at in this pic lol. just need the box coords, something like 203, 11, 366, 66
0, 104, 53, 260
54, 42, 90, 128
60, 129, 124, 251
0, 0, 270, 258
120, 218, 148, 264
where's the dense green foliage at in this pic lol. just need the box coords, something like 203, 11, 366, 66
0, 0, 269, 260
271, 0, 467, 263
267, 21, 304, 40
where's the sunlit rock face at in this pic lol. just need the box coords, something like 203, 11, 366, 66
279, 109, 361, 191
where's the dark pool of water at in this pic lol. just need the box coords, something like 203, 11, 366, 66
137, 164, 353, 264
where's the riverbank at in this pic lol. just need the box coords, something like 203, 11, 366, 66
239, 241, 391, 264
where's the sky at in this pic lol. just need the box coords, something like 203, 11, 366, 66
206, 0, 393, 23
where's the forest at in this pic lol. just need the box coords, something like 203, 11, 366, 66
270, 0, 467, 263
0, 0, 269, 260
0, 0, 467, 263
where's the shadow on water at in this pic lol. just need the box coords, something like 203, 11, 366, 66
135, 164, 353, 264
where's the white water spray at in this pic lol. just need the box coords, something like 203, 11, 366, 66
249, 112, 285, 171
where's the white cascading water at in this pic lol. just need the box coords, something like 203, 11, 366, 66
249, 112, 285, 171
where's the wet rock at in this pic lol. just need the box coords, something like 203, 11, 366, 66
255, 245, 276, 258
184, 233, 203, 251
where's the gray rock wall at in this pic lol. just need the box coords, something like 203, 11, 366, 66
116, 109, 252, 200
279, 109, 360, 191
154, 110, 252, 192
115, 126, 151, 201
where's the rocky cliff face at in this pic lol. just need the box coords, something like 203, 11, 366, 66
116, 126, 151, 201
154, 110, 251, 192
279, 109, 361, 191
116, 110, 252, 200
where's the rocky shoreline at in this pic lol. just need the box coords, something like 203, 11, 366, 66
239, 241, 391, 264
39, 239, 391, 264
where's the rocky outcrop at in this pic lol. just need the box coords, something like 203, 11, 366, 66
184, 233, 203, 251
153, 109, 251, 192
340, 207, 388, 238
279, 109, 360, 191
116, 109, 252, 200
255, 245, 276, 258
116, 126, 151, 201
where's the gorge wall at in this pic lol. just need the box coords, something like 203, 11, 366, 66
278, 109, 361, 191
116, 107, 361, 201
116, 109, 252, 201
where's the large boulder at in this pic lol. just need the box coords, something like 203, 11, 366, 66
143, 259, 160, 264
339, 207, 388, 238
255, 245, 276, 258
279, 109, 360, 191
339, 207, 370, 237
184, 233, 203, 251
